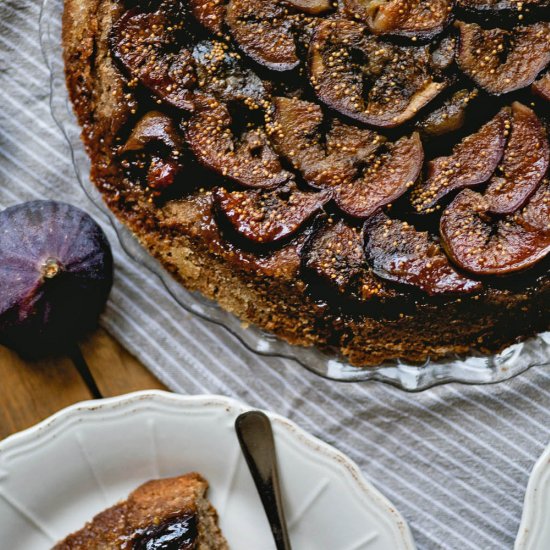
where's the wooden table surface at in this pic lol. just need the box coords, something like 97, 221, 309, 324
0, 328, 167, 441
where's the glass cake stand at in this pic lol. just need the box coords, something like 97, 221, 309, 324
39, 0, 550, 391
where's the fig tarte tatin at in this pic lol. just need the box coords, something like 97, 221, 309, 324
63, 0, 549, 366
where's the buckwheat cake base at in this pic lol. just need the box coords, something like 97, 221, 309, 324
62, 0, 549, 367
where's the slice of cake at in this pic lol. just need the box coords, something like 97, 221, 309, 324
54, 473, 228, 549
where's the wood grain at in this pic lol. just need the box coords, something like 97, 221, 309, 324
80, 328, 166, 396
0, 345, 91, 440
0, 328, 166, 441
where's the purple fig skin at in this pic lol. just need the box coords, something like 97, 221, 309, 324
0, 201, 113, 357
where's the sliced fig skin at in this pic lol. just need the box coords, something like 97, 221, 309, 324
343, 0, 454, 41
185, 98, 291, 189
532, 72, 550, 103
411, 107, 509, 214
364, 212, 482, 295
110, 9, 197, 111
189, 0, 225, 34
302, 219, 398, 303
334, 133, 424, 219
440, 185, 550, 276
226, 0, 317, 71
455, 21, 550, 96
485, 103, 549, 215
415, 88, 478, 138
213, 182, 331, 244
308, 19, 447, 128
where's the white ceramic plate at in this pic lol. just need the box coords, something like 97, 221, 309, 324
516, 440, 550, 550
0, 391, 415, 550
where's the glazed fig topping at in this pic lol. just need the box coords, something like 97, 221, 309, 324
532, 72, 550, 102
302, 219, 396, 301
270, 96, 386, 188
185, 98, 291, 188
120, 111, 185, 191
122, 111, 184, 153
226, 0, 318, 71
111, 10, 196, 110
455, 21, 550, 95
441, 185, 550, 275
485, 102, 549, 215
286, 0, 333, 14
132, 514, 197, 550
334, 133, 424, 219
415, 88, 478, 138
270, 97, 423, 218
365, 213, 482, 294
412, 107, 509, 213
343, 0, 453, 40
520, 178, 550, 234
189, 0, 225, 33
214, 182, 330, 243
192, 40, 267, 105
308, 19, 447, 127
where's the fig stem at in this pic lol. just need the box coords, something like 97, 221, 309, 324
42, 258, 61, 279
69, 344, 103, 399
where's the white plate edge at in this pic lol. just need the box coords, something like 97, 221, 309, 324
515, 438, 550, 550
0, 389, 416, 549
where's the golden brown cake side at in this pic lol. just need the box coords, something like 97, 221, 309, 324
62, 0, 550, 367
54, 473, 228, 549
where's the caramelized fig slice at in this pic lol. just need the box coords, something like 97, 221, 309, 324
334, 133, 424, 219
533, 72, 550, 103
189, 0, 225, 33
415, 88, 478, 138
119, 111, 185, 191
440, 186, 550, 275
286, 0, 332, 14
343, 0, 453, 40
214, 183, 331, 243
186, 99, 290, 188
111, 10, 196, 110
192, 40, 267, 105
270, 97, 423, 217
226, 0, 317, 70
308, 19, 447, 128
270, 96, 385, 189
456, 21, 550, 95
520, 178, 550, 233
121, 111, 183, 153
412, 107, 509, 214
365, 213, 481, 295
485, 103, 549, 215
302, 219, 396, 301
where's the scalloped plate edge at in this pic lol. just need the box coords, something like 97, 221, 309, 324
515, 438, 550, 550
0, 390, 416, 549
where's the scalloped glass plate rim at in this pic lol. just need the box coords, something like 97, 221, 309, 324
39, 0, 550, 391
0, 390, 417, 550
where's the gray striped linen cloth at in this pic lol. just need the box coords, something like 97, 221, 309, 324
1, 1, 550, 548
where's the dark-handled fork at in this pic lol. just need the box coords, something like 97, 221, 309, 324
235, 411, 292, 550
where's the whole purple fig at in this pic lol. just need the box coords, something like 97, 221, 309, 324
0, 201, 113, 357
